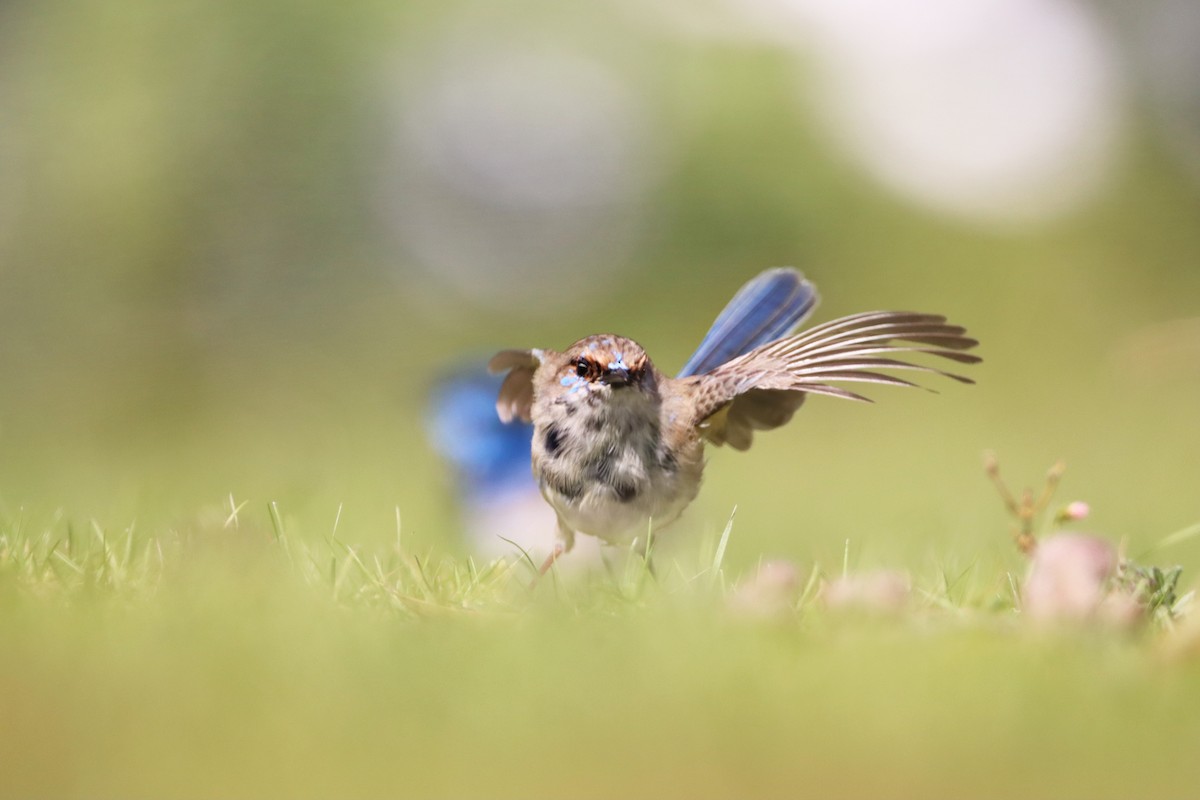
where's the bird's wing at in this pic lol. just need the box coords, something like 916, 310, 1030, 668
677, 268, 819, 378
685, 311, 980, 450
487, 349, 544, 424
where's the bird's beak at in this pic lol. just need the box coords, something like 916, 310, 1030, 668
602, 367, 631, 387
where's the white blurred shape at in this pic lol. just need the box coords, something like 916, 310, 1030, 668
381, 41, 660, 306
803, 0, 1122, 225
709, 0, 1125, 226
464, 488, 603, 570
409, 52, 644, 210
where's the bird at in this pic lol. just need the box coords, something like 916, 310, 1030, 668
488, 267, 979, 572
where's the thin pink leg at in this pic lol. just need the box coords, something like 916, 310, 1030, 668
537, 541, 565, 576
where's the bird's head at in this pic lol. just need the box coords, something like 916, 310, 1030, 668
554, 335, 657, 401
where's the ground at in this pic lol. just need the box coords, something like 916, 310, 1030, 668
3, 501, 1198, 799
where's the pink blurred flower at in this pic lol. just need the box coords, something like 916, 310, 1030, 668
1022, 533, 1115, 622
729, 561, 801, 619
1064, 501, 1091, 521
822, 570, 911, 614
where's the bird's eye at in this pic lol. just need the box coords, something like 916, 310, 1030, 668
575, 359, 591, 377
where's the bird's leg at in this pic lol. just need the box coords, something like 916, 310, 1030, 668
529, 520, 575, 587
537, 541, 565, 576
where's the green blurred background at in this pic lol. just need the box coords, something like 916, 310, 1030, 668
4, 3, 1200, 798
1, 0, 1197, 567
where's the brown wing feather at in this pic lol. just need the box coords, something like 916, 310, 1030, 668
488, 349, 543, 424
700, 389, 807, 451
687, 311, 980, 449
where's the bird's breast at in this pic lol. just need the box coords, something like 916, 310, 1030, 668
531, 400, 704, 544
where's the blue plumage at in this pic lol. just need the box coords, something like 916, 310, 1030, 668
427, 368, 535, 497
430, 269, 816, 498
677, 267, 818, 378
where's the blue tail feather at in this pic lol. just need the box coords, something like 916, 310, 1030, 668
677, 268, 818, 378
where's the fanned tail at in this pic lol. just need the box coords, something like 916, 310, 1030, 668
689, 310, 981, 450
677, 268, 818, 378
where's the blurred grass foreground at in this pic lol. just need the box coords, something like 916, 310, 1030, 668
4, 497, 1200, 798
2, 0, 1200, 797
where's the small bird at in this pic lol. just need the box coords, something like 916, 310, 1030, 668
489, 268, 979, 572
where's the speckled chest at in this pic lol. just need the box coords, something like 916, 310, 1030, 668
530, 386, 702, 542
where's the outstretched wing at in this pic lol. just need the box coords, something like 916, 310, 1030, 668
677, 268, 819, 378
685, 311, 980, 450
487, 349, 543, 424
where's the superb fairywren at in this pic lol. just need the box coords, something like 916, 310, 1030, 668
489, 268, 979, 572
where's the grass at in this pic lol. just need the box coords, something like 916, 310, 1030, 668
3, 496, 1200, 799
